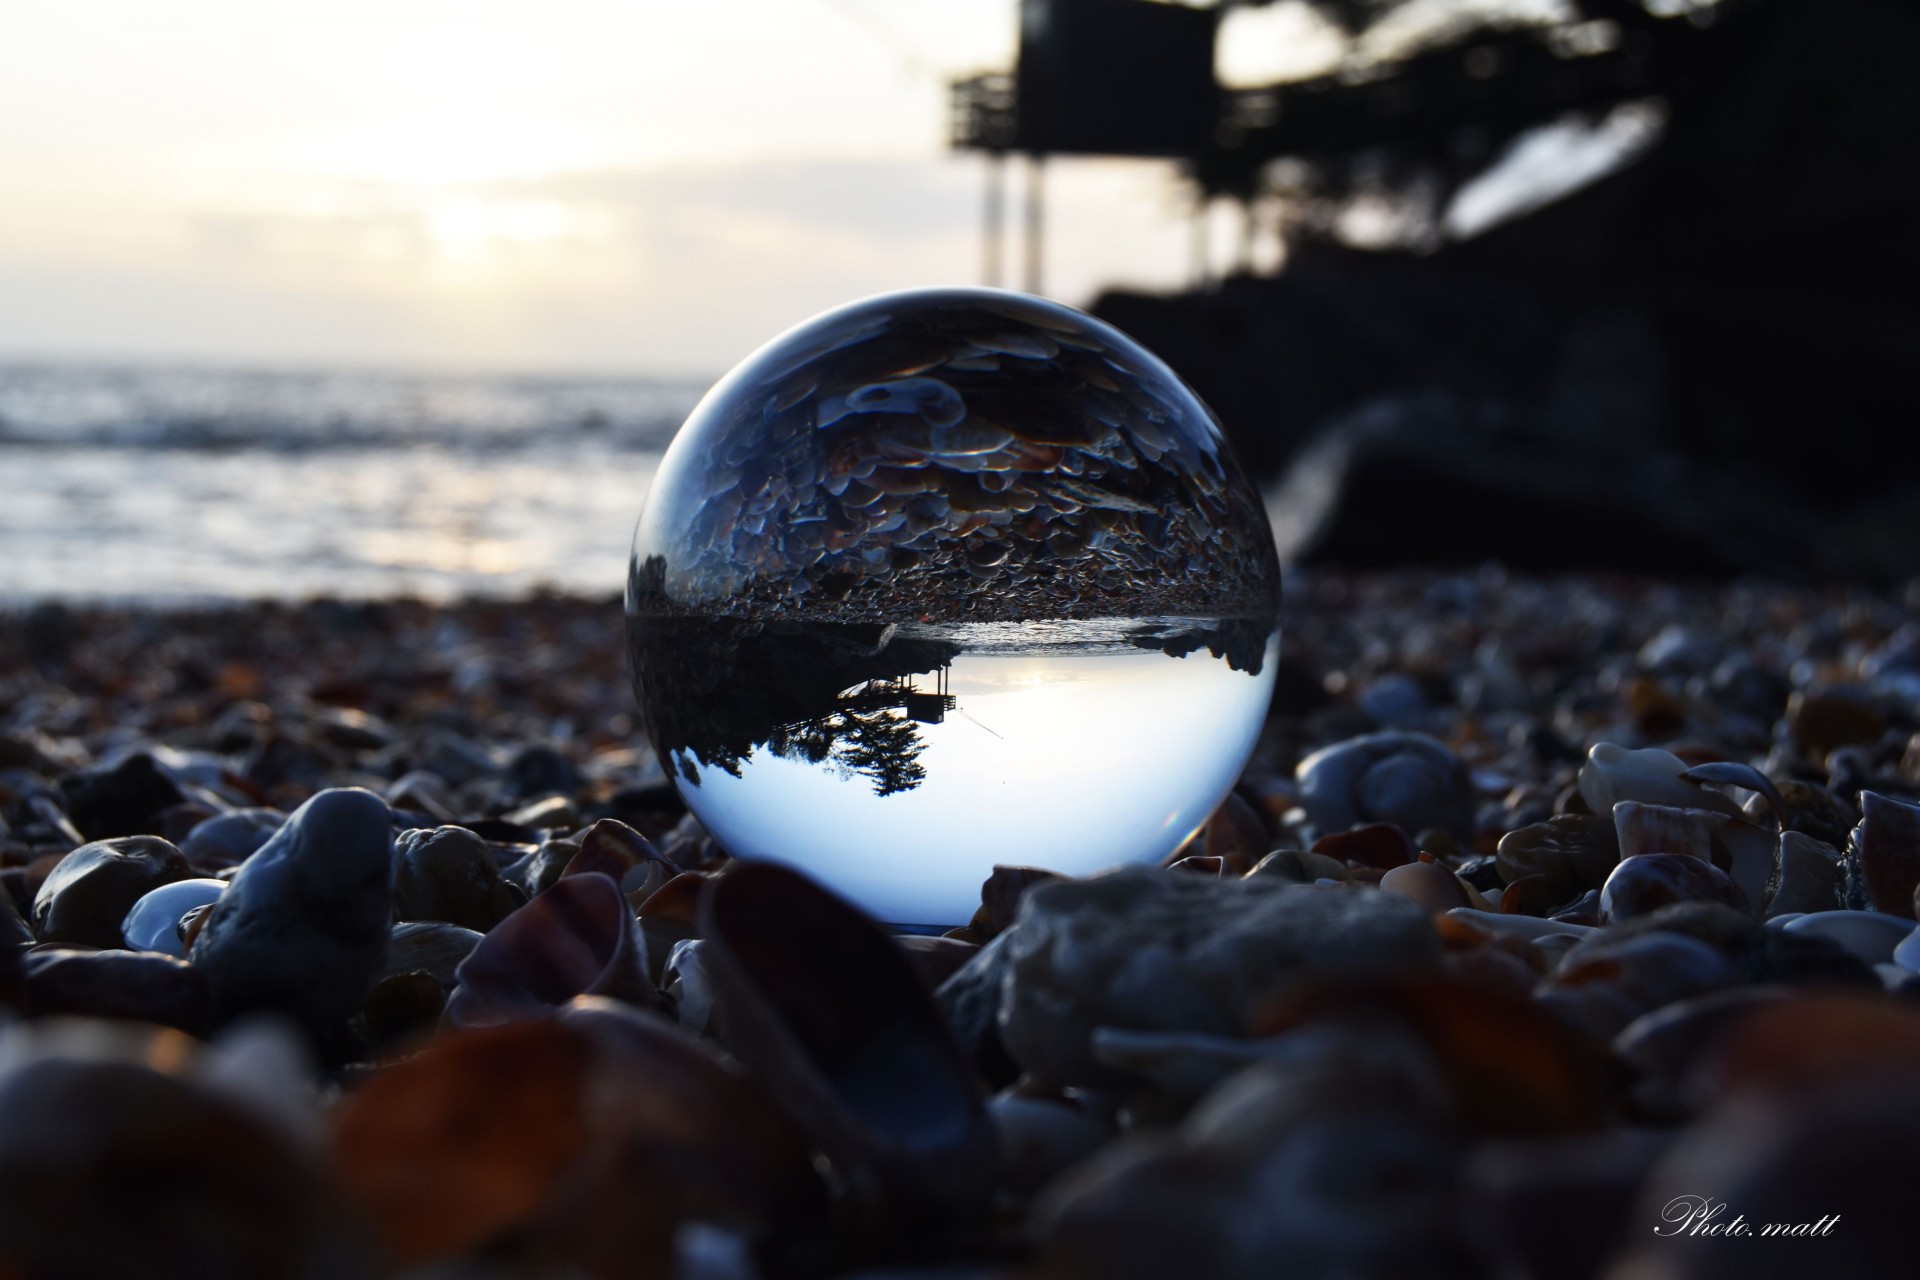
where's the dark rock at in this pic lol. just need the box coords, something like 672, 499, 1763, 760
189, 787, 396, 1039
501, 743, 583, 802
179, 807, 286, 869
31, 836, 194, 949
57, 753, 186, 841
22, 948, 213, 1034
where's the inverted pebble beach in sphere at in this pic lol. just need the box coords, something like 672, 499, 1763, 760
626, 288, 1282, 925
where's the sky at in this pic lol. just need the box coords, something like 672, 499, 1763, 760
0, 0, 1257, 375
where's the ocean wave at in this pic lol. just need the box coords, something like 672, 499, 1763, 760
0, 361, 705, 454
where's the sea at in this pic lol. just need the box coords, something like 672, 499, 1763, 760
0, 361, 706, 603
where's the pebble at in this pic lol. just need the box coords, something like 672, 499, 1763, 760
1781, 910, 1918, 967
32, 835, 194, 949
188, 787, 397, 1039
120, 877, 227, 956
1295, 730, 1475, 838
996, 866, 1441, 1086
178, 807, 287, 868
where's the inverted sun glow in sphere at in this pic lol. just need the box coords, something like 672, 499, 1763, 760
627, 289, 1281, 926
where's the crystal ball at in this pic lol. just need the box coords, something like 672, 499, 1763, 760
627, 289, 1280, 926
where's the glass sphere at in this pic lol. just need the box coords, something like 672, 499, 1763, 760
628, 288, 1280, 926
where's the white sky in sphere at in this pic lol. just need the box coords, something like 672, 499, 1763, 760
0, 0, 1220, 374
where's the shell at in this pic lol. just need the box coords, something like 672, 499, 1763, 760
1611, 801, 1727, 863
1600, 854, 1749, 922
1577, 743, 1741, 818
1494, 815, 1619, 901
445, 871, 651, 1028
700, 862, 997, 1235
383, 920, 485, 990
1848, 790, 1920, 918
1765, 831, 1842, 917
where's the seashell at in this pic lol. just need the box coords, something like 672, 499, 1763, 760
1780, 909, 1917, 967
1444, 906, 1596, 942
178, 807, 286, 869
1494, 814, 1620, 902
989, 1092, 1110, 1198
1764, 830, 1842, 917
1378, 861, 1470, 912
1749, 777, 1855, 848
997, 866, 1441, 1088
120, 877, 226, 956
1715, 816, 1778, 908
1166, 854, 1225, 876
1611, 800, 1727, 862
701, 862, 996, 1234
1600, 854, 1749, 922
383, 920, 484, 991
1847, 790, 1920, 918
392, 824, 525, 931
1576, 743, 1741, 819
560, 817, 676, 905
332, 1018, 598, 1266
0, 1053, 361, 1279
1536, 931, 1742, 1041
32, 835, 194, 949
504, 830, 581, 898
189, 787, 397, 1039
1296, 731, 1475, 839
1680, 760, 1787, 828
445, 872, 650, 1028
22, 947, 212, 1034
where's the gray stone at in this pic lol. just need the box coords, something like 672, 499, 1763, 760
189, 788, 395, 1038
1295, 731, 1474, 838
998, 867, 1441, 1087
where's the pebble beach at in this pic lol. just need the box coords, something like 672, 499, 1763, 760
4, 568, 1919, 1277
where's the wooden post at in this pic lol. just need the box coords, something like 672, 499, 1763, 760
983, 152, 1006, 288
1023, 152, 1046, 295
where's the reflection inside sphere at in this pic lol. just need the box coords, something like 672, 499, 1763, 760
628, 289, 1281, 925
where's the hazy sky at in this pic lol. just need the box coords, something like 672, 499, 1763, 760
0, 0, 1262, 374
